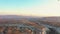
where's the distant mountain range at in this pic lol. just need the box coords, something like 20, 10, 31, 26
0, 15, 41, 24
0, 15, 60, 27
40, 17, 60, 22
0, 15, 60, 22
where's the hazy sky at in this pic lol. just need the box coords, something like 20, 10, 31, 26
0, 0, 60, 17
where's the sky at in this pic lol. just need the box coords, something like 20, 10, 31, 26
0, 0, 60, 17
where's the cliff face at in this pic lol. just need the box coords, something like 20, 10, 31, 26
37, 17, 60, 34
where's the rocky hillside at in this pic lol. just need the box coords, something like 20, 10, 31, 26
0, 15, 60, 34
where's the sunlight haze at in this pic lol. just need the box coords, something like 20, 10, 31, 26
0, 0, 60, 17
